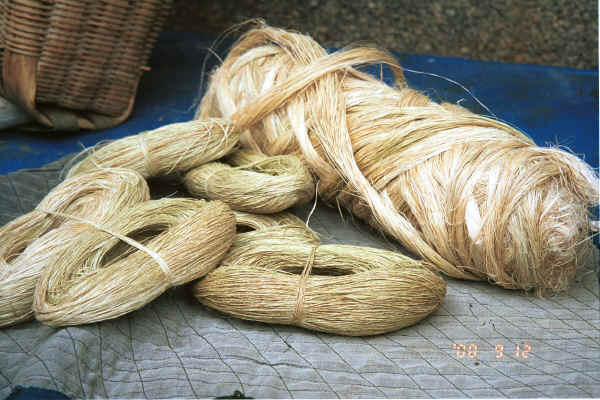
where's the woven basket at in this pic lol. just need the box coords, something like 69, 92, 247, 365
0, 0, 171, 131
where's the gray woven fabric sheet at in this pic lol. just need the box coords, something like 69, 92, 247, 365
1, 157, 599, 399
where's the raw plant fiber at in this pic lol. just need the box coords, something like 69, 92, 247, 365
233, 210, 309, 231
184, 149, 314, 213
0, 168, 150, 327
231, 211, 321, 250
196, 22, 599, 295
66, 118, 240, 178
34, 198, 235, 327
193, 227, 446, 336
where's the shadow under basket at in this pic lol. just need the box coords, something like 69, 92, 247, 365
0, 0, 172, 131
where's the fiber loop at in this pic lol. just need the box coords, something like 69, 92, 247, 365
194, 226, 446, 336
67, 118, 241, 178
37, 210, 174, 286
0, 168, 150, 327
33, 198, 236, 327
184, 149, 314, 214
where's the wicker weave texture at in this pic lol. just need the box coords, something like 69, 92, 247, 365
0, 0, 6, 85
0, 0, 171, 117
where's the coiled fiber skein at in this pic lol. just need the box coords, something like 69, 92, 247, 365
0, 168, 149, 326
196, 23, 599, 295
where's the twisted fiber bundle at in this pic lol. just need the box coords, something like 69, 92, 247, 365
67, 118, 240, 178
0, 168, 150, 327
184, 149, 314, 213
197, 23, 599, 295
34, 198, 235, 327
193, 228, 446, 336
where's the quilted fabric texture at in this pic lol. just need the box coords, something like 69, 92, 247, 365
0, 157, 599, 398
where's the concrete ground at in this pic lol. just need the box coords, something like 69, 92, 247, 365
166, 0, 597, 70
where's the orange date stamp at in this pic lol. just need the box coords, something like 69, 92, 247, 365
452, 343, 531, 359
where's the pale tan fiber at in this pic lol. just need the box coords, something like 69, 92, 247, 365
197, 23, 599, 295
66, 118, 240, 178
233, 210, 308, 231
34, 198, 236, 327
193, 227, 446, 336
184, 149, 314, 213
0, 168, 150, 327
230, 211, 321, 254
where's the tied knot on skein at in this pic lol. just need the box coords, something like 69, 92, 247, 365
197, 23, 599, 295
292, 245, 318, 324
137, 132, 161, 178
193, 226, 446, 336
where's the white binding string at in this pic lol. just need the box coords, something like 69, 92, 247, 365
38, 209, 173, 285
